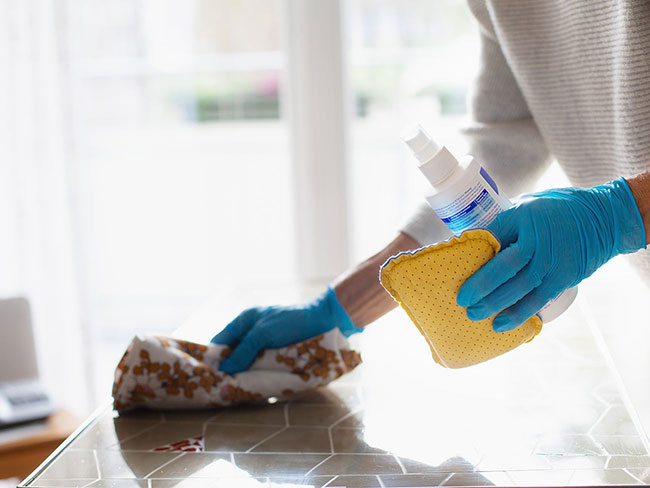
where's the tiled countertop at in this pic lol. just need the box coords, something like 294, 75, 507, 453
20, 297, 650, 487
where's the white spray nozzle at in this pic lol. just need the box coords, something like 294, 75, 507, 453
400, 124, 440, 164
401, 123, 459, 186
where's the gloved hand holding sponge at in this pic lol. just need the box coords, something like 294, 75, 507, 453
457, 179, 646, 333
380, 125, 647, 368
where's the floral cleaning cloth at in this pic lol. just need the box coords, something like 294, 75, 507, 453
112, 329, 362, 412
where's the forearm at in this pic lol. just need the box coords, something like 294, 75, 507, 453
626, 171, 650, 245
332, 231, 420, 328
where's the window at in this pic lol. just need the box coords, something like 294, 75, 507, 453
347, 0, 478, 259
65, 0, 294, 403
61, 0, 480, 407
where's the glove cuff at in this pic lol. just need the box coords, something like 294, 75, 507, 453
606, 177, 647, 256
324, 286, 363, 337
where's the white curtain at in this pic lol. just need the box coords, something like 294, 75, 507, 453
0, 0, 91, 416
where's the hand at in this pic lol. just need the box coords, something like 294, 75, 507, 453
211, 287, 361, 375
457, 178, 646, 333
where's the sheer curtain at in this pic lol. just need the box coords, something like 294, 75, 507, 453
0, 0, 91, 416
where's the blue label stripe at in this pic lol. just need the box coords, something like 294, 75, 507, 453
479, 166, 499, 195
440, 189, 489, 223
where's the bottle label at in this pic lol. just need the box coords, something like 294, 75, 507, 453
431, 180, 501, 235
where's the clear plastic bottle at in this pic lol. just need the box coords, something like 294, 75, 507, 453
401, 124, 577, 323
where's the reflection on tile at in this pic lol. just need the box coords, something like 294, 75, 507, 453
545, 455, 608, 470
87, 480, 149, 488
288, 404, 351, 427
331, 429, 386, 454
253, 426, 331, 453
289, 385, 361, 407
308, 454, 402, 476
267, 476, 333, 487
119, 410, 165, 420
591, 405, 639, 435
442, 471, 514, 486
380, 473, 450, 487
607, 456, 650, 468
592, 435, 649, 455
567, 468, 641, 485
477, 452, 551, 471
209, 404, 287, 426
398, 456, 476, 474
147, 452, 239, 478
203, 423, 282, 452
152, 478, 269, 487
593, 380, 624, 406
627, 467, 650, 483
21, 300, 650, 487
36, 450, 98, 479
534, 434, 607, 456
233, 453, 329, 477
119, 422, 203, 451
507, 469, 575, 486
96, 450, 180, 478
69, 415, 160, 450
161, 409, 222, 422
324, 474, 382, 487
30, 481, 96, 487
333, 411, 364, 429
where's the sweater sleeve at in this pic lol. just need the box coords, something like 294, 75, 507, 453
399, 0, 552, 247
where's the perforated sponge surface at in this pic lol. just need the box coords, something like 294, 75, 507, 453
380, 229, 542, 369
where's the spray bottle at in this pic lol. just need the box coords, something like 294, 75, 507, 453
401, 124, 577, 323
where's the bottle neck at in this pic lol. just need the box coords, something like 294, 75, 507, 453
418, 146, 460, 186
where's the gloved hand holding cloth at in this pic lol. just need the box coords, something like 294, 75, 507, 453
457, 178, 647, 333
212, 287, 362, 375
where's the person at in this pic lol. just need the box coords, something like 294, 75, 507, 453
212, 0, 650, 374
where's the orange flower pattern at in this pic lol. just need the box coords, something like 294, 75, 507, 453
112, 330, 362, 412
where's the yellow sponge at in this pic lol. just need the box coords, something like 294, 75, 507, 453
380, 229, 542, 368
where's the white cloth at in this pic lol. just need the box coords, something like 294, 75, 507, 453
112, 330, 362, 412
400, 0, 650, 278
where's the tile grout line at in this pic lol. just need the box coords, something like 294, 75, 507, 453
93, 449, 102, 479
245, 426, 289, 453
319, 475, 337, 487
578, 299, 650, 456
143, 452, 186, 479
304, 454, 334, 477
503, 470, 517, 486
80, 479, 98, 488
587, 404, 612, 435
201, 420, 208, 451
329, 407, 361, 429
235, 400, 295, 454
375, 474, 386, 488
564, 468, 579, 486
393, 454, 407, 474
623, 467, 645, 484
327, 423, 335, 454
202, 409, 226, 424
109, 421, 164, 449
439, 472, 455, 486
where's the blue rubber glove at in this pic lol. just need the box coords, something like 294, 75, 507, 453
211, 287, 361, 375
457, 178, 646, 333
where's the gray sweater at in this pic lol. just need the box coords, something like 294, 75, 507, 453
401, 0, 650, 276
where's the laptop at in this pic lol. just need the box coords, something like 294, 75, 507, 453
0, 297, 55, 427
